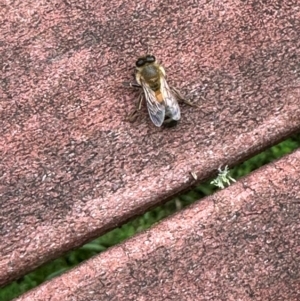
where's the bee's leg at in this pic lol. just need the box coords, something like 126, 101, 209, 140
131, 83, 142, 88
126, 110, 139, 123
126, 93, 144, 123
122, 82, 141, 89
136, 92, 143, 110
171, 87, 198, 107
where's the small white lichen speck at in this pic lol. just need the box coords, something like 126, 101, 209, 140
210, 165, 236, 189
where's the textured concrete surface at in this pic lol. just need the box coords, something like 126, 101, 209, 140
1, 0, 300, 288
17, 149, 300, 301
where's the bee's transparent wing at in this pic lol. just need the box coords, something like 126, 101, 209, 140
141, 82, 165, 127
161, 78, 181, 121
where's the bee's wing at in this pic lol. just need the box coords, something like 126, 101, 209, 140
161, 78, 181, 121
141, 82, 165, 127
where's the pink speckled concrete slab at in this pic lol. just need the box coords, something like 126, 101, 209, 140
16, 149, 300, 301
1, 0, 300, 287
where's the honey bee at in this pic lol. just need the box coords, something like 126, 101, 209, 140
129, 55, 193, 127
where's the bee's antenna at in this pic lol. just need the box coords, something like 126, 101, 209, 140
146, 42, 154, 56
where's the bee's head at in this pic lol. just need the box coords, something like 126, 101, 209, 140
136, 55, 156, 67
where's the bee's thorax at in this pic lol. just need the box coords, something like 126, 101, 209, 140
139, 64, 161, 91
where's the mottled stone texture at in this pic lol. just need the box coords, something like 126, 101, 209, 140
1, 0, 300, 291
17, 149, 300, 301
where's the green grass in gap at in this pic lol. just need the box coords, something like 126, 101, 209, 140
0, 135, 299, 301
